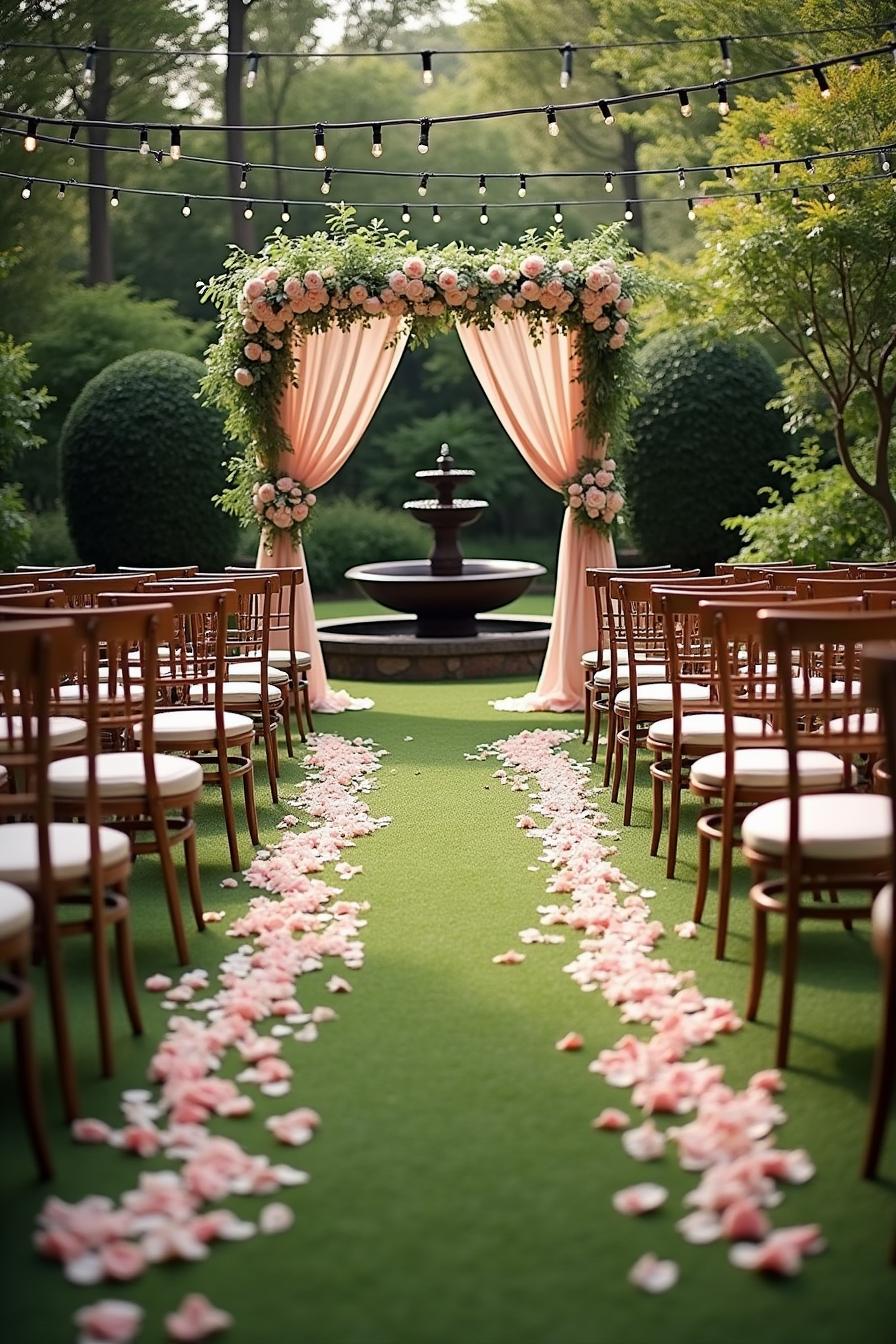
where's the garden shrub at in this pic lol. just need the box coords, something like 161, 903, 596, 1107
0, 484, 31, 569
622, 328, 785, 571
24, 506, 78, 566
61, 350, 238, 570
303, 496, 429, 596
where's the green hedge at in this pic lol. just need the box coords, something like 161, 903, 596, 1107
299, 496, 429, 596
60, 350, 238, 570
622, 328, 785, 571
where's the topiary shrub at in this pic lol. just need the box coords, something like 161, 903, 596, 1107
61, 350, 238, 569
302, 496, 429, 596
621, 328, 785, 571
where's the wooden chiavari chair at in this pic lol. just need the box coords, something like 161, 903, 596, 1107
0, 619, 141, 1121
739, 606, 896, 1066
226, 565, 312, 742
36, 573, 151, 608
0, 878, 53, 1177
118, 565, 199, 579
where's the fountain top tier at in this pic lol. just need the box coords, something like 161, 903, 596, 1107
404, 443, 486, 512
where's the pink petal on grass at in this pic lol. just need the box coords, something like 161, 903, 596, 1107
492, 950, 526, 965
720, 1199, 771, 1243
144, 974, 172, 993
259, 1202, 294, 1235
219, 878, 239, 889
592, 1108, 631, 1131
202, 910, 226, 924
326, 975, 352, 993
555, 1032, 584, 1051
612, 1182, 669, 1215
749, 1068, 785, 1093
71, 1117, 112, 1144
674, 920, 699, 939
628, 1252, 680, 1294
165, 1293, 234, 1341
622, 1119, 667, 1162
74, 1299, 144, 1343
676, 1210, 722, 1245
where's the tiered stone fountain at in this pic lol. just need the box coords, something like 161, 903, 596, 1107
317, 445, 549, 680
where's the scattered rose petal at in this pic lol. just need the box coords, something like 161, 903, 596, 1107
555, 1032, 584, 1051
74, 1299, 144, 1343
144, 974, 172, 993
676, 1210, 722, 1245
72, 1117, 112, 1144
326, 975, 352, 993
628, 1252, 679, 1294
165, 1293, 234, 1341
219, 878, 239, 889
593, 1108, 631, 1131
492, 950, 526, 965
612, 1183, 669, 1215
622, 1119, 667, 1161
259, 1202, 294, 1235
674, 921, 699, 939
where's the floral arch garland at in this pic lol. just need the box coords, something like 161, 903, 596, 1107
201, 207, 646, 547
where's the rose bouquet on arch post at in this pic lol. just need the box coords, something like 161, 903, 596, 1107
562, 455, 624, 534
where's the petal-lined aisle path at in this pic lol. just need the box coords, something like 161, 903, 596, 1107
0, 681, 892, 1343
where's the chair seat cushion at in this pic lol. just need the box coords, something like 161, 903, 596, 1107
226, 661, 289, 685
48, 752, 204, 801
136, 710, 254, 744
741, 792, 892, 861
0, 822, 131, 888
581, 649, 599, 669
188, 681, 283, 708
647, 713, 771, 749
823, 712, 880, 735
0, 716, 87, 749
615, 682, 712, 712
872, 883, 892, 959
690, 747, 852, 791
742, 677, 861, 699
0, 881, 32, 938
595, 662, 667, 688
266, 649, 311, 670
57, 682, 144, 703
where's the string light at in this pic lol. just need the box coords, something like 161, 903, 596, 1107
546, 106, 559, 136
881, 149, 892, 172
56, 181, 66, 199
598, 99, 615, 125
717, 83, 730, 115
822, 183, 836, 200
678, 167, 686, 189
791, 186, 800, 204
170, 126, 181, 160
604, 172, 614, 193
83, 43, 96, 85
182, 195, 191, 215
417, 173, 429, 196
719, 36, 733, 75
624, 199, 634, 221
313, 124, 327, 161
678, 90, 692, 117
431, 204, 441, 222
244, 200, 254, 218
139, 126, 150, 156
421, 50, 434, 86
773, 161, 781, 177
67, 124, 78, 144
20, 178, 32, 199
371, 123, 383, 157
417, 118, 430, 153
804, 157, 815, 173
246, 52, 260, 88
754, 192, 762, 204
239, 164, 249, 189
518, 173, 527, 197
813, 64, 831, 97
687, 198, 696, 220
478, 174, 487, 195
560, 43, 574, 89
553, 203, 563, 222
401, 203, 411, 222
479, 205, 489, 224
320, 168, 332, 194
24, 118, 38, 151
281, 201, 290, 222
110, 187, 119, 206
724, 165, 734, 180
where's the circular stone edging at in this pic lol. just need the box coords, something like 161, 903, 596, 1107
317, 614, 551, 682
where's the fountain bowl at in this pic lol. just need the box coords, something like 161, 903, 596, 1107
344, 558, 546, 638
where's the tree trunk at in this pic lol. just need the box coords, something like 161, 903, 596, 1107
618, 126, 645, 251
226, 0, 256, 251
834, 411, 896, 539
86, 27, 113, 285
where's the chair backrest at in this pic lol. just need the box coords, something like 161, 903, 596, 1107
795, 575, 896, 600
118, 565, 199, 579
863, 589, 896, 611
0, 573, 39, 590
0, 589, 65, 610
731, 563, 817, 581
0, 582, 37, 596
717, 560, 798, 576
226, 565, 304, 652
37, 574, 150, 607
147, 573, 280, 676
14, 564, 96, 576
856, 566, 896, 580
587, 566, 687, 669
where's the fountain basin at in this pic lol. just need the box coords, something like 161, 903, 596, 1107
344, 558, 546, 638
317, 614, 551, 681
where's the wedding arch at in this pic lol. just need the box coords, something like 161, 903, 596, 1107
202, 208, 643, 713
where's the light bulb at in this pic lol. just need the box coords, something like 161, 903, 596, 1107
791, 187, 800, 204
170, 127, 181, 161
479, 207, 489, 224
773, 162, 781, 178
605, 173, 614, 193
68, 124, 78, 144
717, 83, 730, 116
478, 174, 487, 195
110, 188, 119, 207
823, 184, 836, 201
313, 124, 327, 162
240, 164, 249, 189
546, 107, 559, 136
84, 45, 96, 85
678, 90, 692, 117
881, 151, 891, 173
21, 179, 32, 199
281, 202, 290, 222
24, 118, 38, 152
182, 196, 191, 216
417, 119, 430, 154
678, 167, 686, 190
244, 202, 254, 219
624, 200, 633, 221
139, 126, 150, 155
719, 36, 732, 76
725, 165, 734, 180
518, 174, 527, 198
401, 204, 411, 223
371, 124, 383, 157
687, 198, 696, 221
417, 173, 428, 197
553, 205, 563, 222
813, 65, 831, 98
421, 50, 434, 85
246, 52, 259, 88
320, 168, 332, 195
56, 182, 66, 199
560, 44, 573, 89
804, 157, 815, 174
598, 100, 614, 126
432, 205, 441, 223
754, 192, 762, 205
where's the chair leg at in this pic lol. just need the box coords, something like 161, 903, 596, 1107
42, 922, 79, 1121
261, 720, 279, 804
10, 958, 53, 1179
693, 828, 710, 923
746, 902, 768, 1022
775, 911, 800, 1068
91, 911, 115, 1079
113, 911, 142, 1036
218, 753, 242, 872
301, 679, 313, 736
602, 707, 616, 785
666, 774, 682, 879
715, 809, 736, 960
282, 691, 295, 759
183, 817, 206, 933
611, 725, 625, 803
242, 755, 260, 848
863, 943, 896, 1179
650, 771, 664, 857
622, 723, 638, 825
582, 675, 592, 744
149, 800, 190, 964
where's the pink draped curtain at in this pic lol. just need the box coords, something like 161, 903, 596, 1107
457, 318, 615, 712
258, 317, 409, 712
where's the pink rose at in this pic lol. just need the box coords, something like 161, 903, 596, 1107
608, 333, 625, 349
362, 296, 383, 314
602, 507, 616, 524
257, 483, 276, 503
251, 298, 271, 320
581, 473, 595, 486
386, 300, 407, 317
291, 503, 309, 521
512, 295, 526, 308
165, 1295, 233, 1344
604, 458, 616, 471
284, 277, 303, 299
402, 256, 426, 279
567, 482, 583, 496
303, 269, 324, 290
428, 300, 446, 315
617, 296, 633, 314
437, 267, 458, 289
595, 470, 612, 487
446, 289, 466, 306
264, 505, 275, 520
496, 294, 514, 311
260, 349, 272, 363
276, 476, 294, 491
348, 284, 368, 305
244, 342, 262, 361
546, 278, 565, 297
539, 293, 557, 310
557, 259, 574, 274
243, 278, 265, 301
234, 368, 254, 387
607, 491, 623, 511
73, 1300, 143, 1343
272, 508, 293, 529
389, 271, 408, 293
588, 488, 607, 509
261, 265, 280, 285
242, 317, 260, 334
406, 278, 425, 300
520, 254, 546, 279
605, 282, 622, 301
569, 494, 583, 508
305, 492, 316, 506
486, 263, 507, 285
614, 318, 630, 335
520, 279, 540, 300
464, 297, 477, 310
593, 316, 611, 331
380, 287, 395, 303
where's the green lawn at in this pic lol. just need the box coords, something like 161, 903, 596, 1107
314, 592, 555, 621
1, 676, 893, 1343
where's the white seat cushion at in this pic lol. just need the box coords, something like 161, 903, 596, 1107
581, 649, 599, 669
823, 712, 880, 735
615, 682, 712, 712
136, 710, 254, 744
226, 661, 289, 685
188, 681, 282, 707
741, 793, 892, 861
648, 713, 771, 749
582, 648, 639, 670
0, 881, 32, 938
872, 883, 892, 959
266, 649, 311, 670
48, 752, 204, 800
0, 822, 131, 888
744, 677, 861, 699
57, 682, 144, 704
690, 747, 852, 791
0, 716, 87, 749
595, 662, 667, 688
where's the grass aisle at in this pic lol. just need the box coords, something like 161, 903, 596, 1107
1, 677, 894, 1342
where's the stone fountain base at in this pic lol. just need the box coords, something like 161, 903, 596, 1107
317, 614, 551, 681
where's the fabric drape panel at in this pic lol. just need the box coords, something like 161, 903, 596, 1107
457, 318, 615, 712
257, 317, 409, 712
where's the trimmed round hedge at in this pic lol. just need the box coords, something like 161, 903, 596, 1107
61, 350, 238, 569
622, 329, 785, 571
